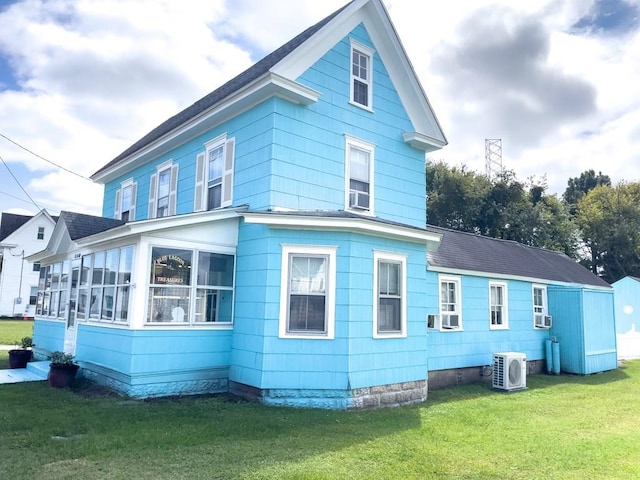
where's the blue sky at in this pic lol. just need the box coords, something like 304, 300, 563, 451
0, 0, 639, 217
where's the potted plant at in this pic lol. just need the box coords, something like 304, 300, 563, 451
48, 351, 80, 388
8, 336, 34, 369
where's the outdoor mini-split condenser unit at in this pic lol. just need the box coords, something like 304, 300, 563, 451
492, 352, 527, 391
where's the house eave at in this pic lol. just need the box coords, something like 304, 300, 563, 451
428, 265, 613, 291
91, 73, 320, 184
242, 211, 442, 248
403, 132, 447, 152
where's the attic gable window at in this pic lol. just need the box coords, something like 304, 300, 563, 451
350, 39, 374, 110
195, 134, 235, 212
149, 161, 178, 219
37, 227, 45, 240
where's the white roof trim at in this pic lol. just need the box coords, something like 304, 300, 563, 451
243, 211, 442, 248
428, 265, 613, 291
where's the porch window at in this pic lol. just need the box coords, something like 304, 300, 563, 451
279, 245, 336, 339
147, 247, 235, 325
36, 246, 134, 325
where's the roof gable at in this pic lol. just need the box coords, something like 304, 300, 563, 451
91, 0, 446, 183
0, 212, 31, 241
427, 225, 611, 288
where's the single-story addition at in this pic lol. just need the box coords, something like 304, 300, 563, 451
612, 276, 640, 360
27, 0, 617, 409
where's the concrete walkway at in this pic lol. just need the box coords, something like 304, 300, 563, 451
0, 361, 49, 384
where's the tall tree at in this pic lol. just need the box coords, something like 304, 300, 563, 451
563, 169, 611, 216
576, 182, 640, 282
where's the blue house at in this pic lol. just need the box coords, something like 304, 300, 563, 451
613, 277, 640, 359
28, 0, 617, 408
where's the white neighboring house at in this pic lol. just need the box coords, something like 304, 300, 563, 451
0, 210, 56, 318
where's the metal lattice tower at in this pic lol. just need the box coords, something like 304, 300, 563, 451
485, 139, 503, 181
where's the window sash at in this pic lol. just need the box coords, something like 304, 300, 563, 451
287, 254, 328, 334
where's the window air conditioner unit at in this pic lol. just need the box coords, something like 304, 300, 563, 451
493, 352, 527, 391
441, 314, 459, 329
349, 191, 369, 210
535, 314, 552, 329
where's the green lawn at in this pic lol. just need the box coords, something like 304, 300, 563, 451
0, 319, 34, 345
1, 359, 638, 479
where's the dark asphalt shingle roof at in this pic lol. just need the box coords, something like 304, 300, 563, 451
92, 2, 351, 179
426, 225, 610, 288
0, 212, 31, 241
59, 211, 125, 241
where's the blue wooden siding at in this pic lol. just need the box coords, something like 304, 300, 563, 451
231, 222, 429, 400
548, 287, 617, 374
427, 275, 549, 371
32, 319, 65, 354
613, 277, 640, 334
101, 24, 426, 230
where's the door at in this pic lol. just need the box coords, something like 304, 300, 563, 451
63, 258, 80, 354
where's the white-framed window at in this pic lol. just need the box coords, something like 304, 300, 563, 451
489, 281, 509, 329
279, 245, 336, 339
148, 161, 178, 219
533, 284, 550, 328
350, 39, 374, 110
439, 275, 462, 330
345, 135, 374, 214
35, 247, 133, 325
114, 178, 137, 222
195, 134, 235, 212
147, 246, 235, 325
373, 251, 407, 338
37, 227, 45, 240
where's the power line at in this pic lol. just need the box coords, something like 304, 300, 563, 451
0, 153, 42, 211
0, 131, 92, 181
0, 190, 60, 214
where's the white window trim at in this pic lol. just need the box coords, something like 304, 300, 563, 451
278, 244, 336, 340
489, 281, 509, 330
438, 275, 462, 331
533, 284, 549, 329
373, 251, 407, 339
115, 178, 136, 221
149, 160, 178, 219
344, 134, 375, 215
349, 38, 374, 111
195, 133, 235, 212
144, 245, 236, 328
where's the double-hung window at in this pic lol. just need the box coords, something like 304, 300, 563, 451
115, 179, 137, 222
374, 251, 406, 338
195, 134, 235, 212
350, 39, 374, 109
345, 135, 374, 213
533, 285, 550, 328
279, 245, 336, 339
149, 161, 178, 219
489, 281, 509, 329
439, 275, 462, 330
37, 227, 45, 240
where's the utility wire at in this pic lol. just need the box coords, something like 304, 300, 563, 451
0, 153, 42, 211
0, 190, 60, 215
0, 131, 92, 181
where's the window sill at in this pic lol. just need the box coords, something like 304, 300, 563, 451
279, 333, 334, 340
348, 100, 374, 113
490, 325, 510, 331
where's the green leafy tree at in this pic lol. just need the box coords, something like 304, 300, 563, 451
563, 170, 611, 216
576, 182, 640, 282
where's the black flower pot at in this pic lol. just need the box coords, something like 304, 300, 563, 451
8, 349, 33, 369
48, 363, 80, 388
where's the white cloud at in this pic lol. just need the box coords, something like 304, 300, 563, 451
0, 0, 639, 217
